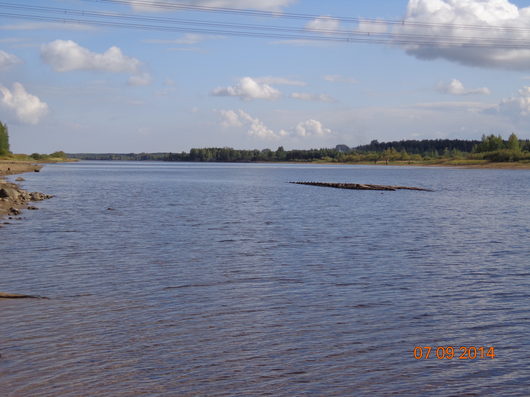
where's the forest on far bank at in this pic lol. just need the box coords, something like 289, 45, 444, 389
68, 133, 530, 164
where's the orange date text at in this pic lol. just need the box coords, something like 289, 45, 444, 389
413, 346, 495, 360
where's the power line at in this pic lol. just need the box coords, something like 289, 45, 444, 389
84, 0, 530, 34
1, 1, 530, 48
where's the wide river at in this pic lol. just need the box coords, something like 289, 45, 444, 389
1, 161, 529, 396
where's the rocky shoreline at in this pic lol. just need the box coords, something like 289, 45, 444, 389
0, 161, 53, 222
0, 161, 54, 299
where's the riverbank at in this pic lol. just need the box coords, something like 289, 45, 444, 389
0, 160, 53, 220
0, 160, 42, 175
310, 159, 530, 169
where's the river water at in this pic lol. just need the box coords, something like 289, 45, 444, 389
1, 161, 529, 396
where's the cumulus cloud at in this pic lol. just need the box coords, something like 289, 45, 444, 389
290, 92, 335, 102
495, 86, 530, 117
0, 82, 48, 124
219, 109, 243, 127
238, 110, 284, 139
437, 79, 490, 95
357, 19, 388, 34
129, 0, 296, 12
41, 40, 151, 83
324, 74, 357, 84
220, 109, 333, 140
399, 0, 530, 70
292, 119, 333, 137
212, 77, 281, 100
220, 109, 282, 138
0, 49, 21, 70
306, 16, 341, 32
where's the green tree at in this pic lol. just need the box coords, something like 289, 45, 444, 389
507, 133, 521, 152
50, 151, 67, 158
0, 121, 10, 156
474, 134, 504, 152
275, 146, 286, 161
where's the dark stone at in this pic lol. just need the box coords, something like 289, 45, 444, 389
0, 187, 20, 200
8, 208, 21, 215
30, 192, 53, 201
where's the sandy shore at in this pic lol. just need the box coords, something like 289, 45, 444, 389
0, 160, 52, 221
0, 161, 42, 176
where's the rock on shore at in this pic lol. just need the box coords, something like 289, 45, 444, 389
0, 161, 53, 220
0, 181, 53, 219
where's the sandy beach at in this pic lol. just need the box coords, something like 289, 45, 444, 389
0, 161, 42, 176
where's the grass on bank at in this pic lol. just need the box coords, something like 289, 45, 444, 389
0, 151, 75, 163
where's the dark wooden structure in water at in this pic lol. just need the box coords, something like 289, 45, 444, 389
290, 182, 433, 192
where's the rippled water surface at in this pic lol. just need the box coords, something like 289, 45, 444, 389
1, 162, 530, 396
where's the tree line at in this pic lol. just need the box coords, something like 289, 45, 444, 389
70, 134, 530, 163
2, 118, 529, 163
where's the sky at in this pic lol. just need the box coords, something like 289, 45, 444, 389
2, 0, 530, 153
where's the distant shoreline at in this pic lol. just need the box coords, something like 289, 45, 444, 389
314, 160, 530, 169
69, 157, 530, 170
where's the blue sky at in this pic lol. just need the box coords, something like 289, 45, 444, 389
2, 0, 530, 153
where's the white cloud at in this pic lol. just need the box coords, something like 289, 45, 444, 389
0, 49, 21, 70
437, 79, 490, 96
41, 40, 151, 84
0, 82, 48, 124
238, 110, 283, 139
212, 77, 281, 100
219, 109, 243, 127
357, 19, 388, 34
129, 0, 296, 12
220, 109, 280, 138
495, 86, 530, 117
220, 109, 333, 140
254, 76, 306, 86
399, 0, 530, 70
306, 16, 341, 32
293, 119, 333, 137
324, 74, 357, 84
290, 92, 335, 102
